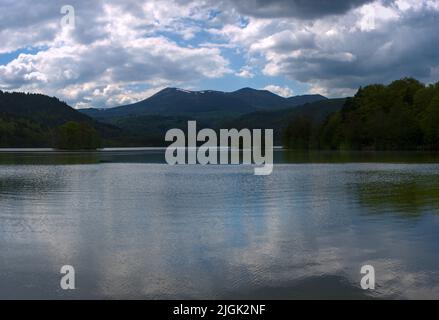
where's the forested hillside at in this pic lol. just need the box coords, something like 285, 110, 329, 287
284, 78, 439, 150
0, 91, 120, 148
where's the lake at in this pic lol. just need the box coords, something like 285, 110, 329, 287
0, 148, 439, 299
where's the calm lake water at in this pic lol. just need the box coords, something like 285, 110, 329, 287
1, 149, 439, 299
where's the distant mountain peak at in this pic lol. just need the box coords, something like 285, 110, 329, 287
295, 93, 328, 99
233, 87, 271, 93
234, 87, 258, 91
160, 87, 225, 95
81, 86, 329, 121
157, 86, 327, 100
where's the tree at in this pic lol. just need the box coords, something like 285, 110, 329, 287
53, 121, 102, 150
420, 95, 439, 149
283, 116, 313, 149
283, 78, 439, 151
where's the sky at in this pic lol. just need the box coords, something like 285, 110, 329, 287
0, 0, 439, 109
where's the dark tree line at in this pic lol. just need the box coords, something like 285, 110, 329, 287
53, 121, 102, 150
0, 114, 49, 147
284, 78, 439, 150
0, 90, 109, 149
0, 114, 102, 150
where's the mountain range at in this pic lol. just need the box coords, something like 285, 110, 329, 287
81, 87, 327, 121
2, 79, 435, 150
0, 87, 344, 147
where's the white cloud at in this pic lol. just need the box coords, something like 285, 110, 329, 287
235, 66, 255, 78
212, 0, 439, 96
263, 85, 294, 97
0, 0, 232, 108
1, 0, 439, 103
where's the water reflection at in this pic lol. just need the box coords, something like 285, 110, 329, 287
280, 150, 439, 164
2, 148, 439, 165
0, 152, 100, 165
353, 169, 439, 217
0, 151, 439, 299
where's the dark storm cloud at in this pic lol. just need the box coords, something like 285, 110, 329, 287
228, 0, 375, 19
265, 8, 439, 95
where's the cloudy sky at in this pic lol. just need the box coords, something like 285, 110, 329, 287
0, 0, 439, 108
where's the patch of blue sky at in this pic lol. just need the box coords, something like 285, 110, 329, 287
0, 47, 44, 66
207, 9, 221, 20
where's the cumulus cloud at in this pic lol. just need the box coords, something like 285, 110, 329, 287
0, 0, 231, 108
263, 85, 294, 97
214, 0, 439, 97
235, 66, 255, 78
0, 0, 439, 104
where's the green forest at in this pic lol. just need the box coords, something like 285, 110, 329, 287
0, 91, 112, 149
2, 78, 439, 150
284, 78, 439, 150
53, 121, 102, 150
0, 114, 49, 147
0, 116, 102, 150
